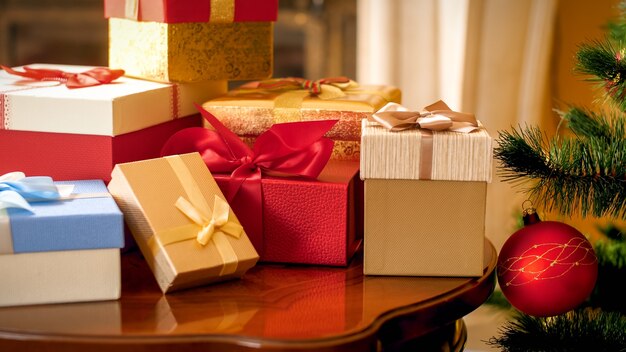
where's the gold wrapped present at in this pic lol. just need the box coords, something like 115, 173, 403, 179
107, 153, 259, 293
108, 18, 273, 82
203, 78, 401, 161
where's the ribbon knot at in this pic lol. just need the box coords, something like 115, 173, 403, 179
238, 155, 256, 172
0, 172, 67, 213
175, 195, 242, 246
1, 65, 124, 89
370, 101, 480, 133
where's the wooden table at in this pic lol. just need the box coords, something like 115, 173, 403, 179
0, 241, 496, 352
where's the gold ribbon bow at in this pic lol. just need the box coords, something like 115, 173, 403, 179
370, 100, 479, 133
235, 76, 359, 124
175, 195, 243, 246
240, 76, 359, 100
146, 155, 245, 277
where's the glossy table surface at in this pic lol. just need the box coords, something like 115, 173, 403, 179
0, 241, 497, 352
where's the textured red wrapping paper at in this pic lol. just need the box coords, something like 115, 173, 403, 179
213, 160, 363, 266
0, 115, 200, 182
104, 0, 278, 23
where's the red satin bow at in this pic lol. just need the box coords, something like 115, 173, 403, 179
161, 103, 337, 254
240, 76, 351, 96
1, 65, 125, 89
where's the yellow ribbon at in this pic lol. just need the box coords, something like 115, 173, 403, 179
123, 0, 235, 22
175, 195, 242, 246
210, 0, 235, 23
148, 155, 241, 276
369, 101, 479, 133
124, 0, 138, 20
236, 77, 360, 123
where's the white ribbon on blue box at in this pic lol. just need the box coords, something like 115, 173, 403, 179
0, 172, 124, 255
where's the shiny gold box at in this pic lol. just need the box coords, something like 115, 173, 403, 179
108, 18, 273, 83
203, 83, 401, 161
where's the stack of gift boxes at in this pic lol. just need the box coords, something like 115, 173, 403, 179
0, 0, 492, 307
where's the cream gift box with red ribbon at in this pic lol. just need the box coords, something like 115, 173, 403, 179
0, 64, 225, 136
360, 101, 492, 277
107, 152, 259, 293
0, 64, 227, 181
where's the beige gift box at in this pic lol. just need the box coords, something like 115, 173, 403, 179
107, 153, 259, 293
363, 179, 487, 277
361, 106, 492, 277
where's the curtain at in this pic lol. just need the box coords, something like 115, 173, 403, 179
357, 0, 559, 252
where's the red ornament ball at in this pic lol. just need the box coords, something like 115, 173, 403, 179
497, 220, 598, 317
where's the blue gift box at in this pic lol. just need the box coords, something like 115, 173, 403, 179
1, 180, 124, 254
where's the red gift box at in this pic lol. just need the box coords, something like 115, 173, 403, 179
104, 0, 278, 23
0, 115, 200, 183
214, 160, 363, 266
161, 105, 363, 266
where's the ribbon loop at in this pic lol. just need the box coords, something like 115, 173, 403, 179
162, 103, 337, 202
175, 195, 242, 246
1, 65, 125, 89
0, 172, 65, 213
370, 101, 480, 133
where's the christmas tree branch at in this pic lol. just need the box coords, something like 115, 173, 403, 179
575, 40, 626, 111
494, 111, 626, 218
487, 309, 626, 352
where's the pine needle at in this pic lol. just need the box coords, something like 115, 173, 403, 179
487, 309, 626, 352
494, 110, 626, 219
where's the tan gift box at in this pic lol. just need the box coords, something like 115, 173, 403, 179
108, 153, 259, 293
364, 179, 487, 277
360, 103, 492, 277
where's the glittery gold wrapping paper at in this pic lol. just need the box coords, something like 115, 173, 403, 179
202, 85, 402, 142
109, 18, 273, 83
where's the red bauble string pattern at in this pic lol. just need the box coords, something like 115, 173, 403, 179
497, 220, 598, 317
498, 236, 597, 287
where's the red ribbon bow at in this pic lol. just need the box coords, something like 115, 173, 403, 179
161, 103, 337, 254
1, 65, 125, 89
240, 76, 352, 96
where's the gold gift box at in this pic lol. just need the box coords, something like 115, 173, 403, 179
364, 179, 486, 277
109, 18, 273, 83
203, 84, 401, 161
107, 153, 259, 293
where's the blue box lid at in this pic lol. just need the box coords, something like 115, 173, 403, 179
3, 180, 124, 254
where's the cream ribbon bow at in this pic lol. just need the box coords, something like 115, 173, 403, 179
371, 101, 479, 133
175, 195, 243, 246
